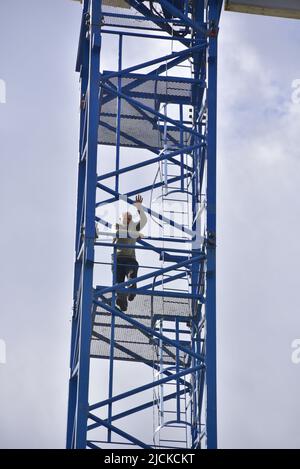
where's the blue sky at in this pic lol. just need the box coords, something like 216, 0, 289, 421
0, 0, 300, 448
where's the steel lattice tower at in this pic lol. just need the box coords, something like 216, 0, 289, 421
67, 0, 222, 449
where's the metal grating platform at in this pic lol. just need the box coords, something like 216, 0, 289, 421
91, 293, 192, 365
102, 6, 161, 30
99, 73, 193, 149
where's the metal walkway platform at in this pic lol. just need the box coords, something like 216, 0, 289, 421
91, 292, 192, 365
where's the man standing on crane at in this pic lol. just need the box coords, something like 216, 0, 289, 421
113, 195, 147, 311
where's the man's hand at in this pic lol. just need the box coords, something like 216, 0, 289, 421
134, 194, 143, 211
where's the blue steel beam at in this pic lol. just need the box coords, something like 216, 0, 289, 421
73, 0, 101, 448
67, 0, 102, 449
205, 0, 222, 450
102, 29, 192, 43
94, 240, 200, 255
97, 255, 203, 294
67, 0, 90, 449
98, 288, 203, 301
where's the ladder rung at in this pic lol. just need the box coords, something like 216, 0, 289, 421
174, 63, 191, 68
162, 423, 188, 428
164, 211, 188, 215
162, 410, 187, 416
160, 382, 180, 386
162, 196, 189, 200
159, 439, 187, 443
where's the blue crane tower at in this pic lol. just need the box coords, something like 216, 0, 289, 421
67, 0, 222, 449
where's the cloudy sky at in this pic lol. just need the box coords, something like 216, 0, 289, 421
0, 0, 300, 449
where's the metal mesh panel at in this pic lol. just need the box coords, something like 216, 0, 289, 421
99, 75, 192, 149
104, 75, 192, 98
98, 114, 191, 149
91, 293, 192, 365
102, 6, 160, 30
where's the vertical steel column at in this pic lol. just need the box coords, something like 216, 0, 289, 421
206, 0, 219, 450
67, 0, 102, 449
191, 0, 205, 448
67, 0, 90, 449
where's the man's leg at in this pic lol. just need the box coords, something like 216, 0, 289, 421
126, 259, 139, 302
116, 257, 128, 311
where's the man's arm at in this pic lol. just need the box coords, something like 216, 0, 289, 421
134, 195, 147, 231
